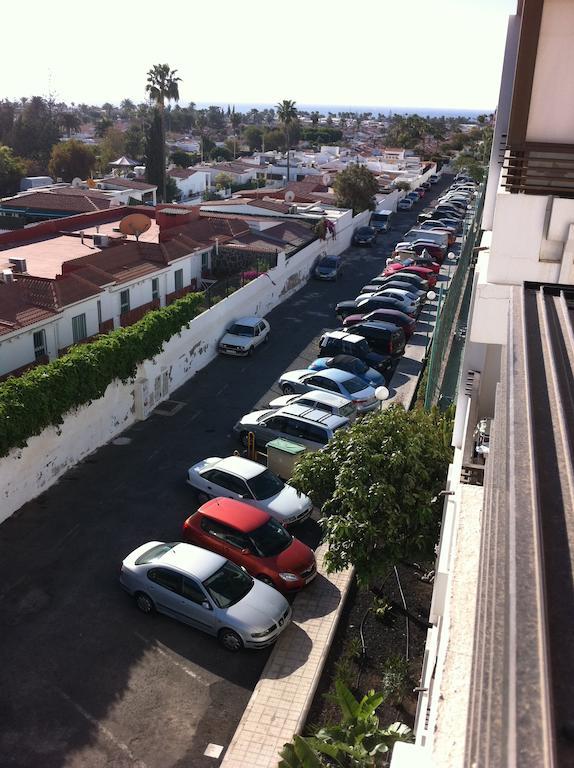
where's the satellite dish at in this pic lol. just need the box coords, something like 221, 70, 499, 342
71, 177, 83, 188
322, 173, 332, 186
119, 213, 152, 241
284, 190, 295, 203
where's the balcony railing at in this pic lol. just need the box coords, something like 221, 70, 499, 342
502, 142, 574, 197
98, 319, 115, 334
119, 300, 160, 327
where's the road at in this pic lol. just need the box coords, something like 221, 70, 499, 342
0, 177, 453, 768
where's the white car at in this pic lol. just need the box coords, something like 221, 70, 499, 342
186, 456, 313, 526
268, 389, 358, 422
397, 198, 414, 210
218, 316, 270, 356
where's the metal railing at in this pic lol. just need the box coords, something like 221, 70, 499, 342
423, 185, 485, 410
502, 142, 574, 197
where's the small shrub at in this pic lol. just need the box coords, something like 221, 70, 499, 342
379, 655, 410, 705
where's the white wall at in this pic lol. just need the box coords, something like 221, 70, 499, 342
0, 222, 362, 522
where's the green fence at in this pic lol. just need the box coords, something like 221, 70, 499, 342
423, 184, 486, 410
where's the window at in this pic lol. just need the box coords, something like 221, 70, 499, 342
151, 278, 159, 302
307, 376, 338, 392
207, 471, 250, 497
33, 329, 47, 360
97, 300, 102, 325
181, 577, 206, 605
200, 517, 248, 549
147, 568, 181, 593
71, 313, 87, 343
174, 269, 183, 292
201, 251, 209, 269
120, 289, 130, 315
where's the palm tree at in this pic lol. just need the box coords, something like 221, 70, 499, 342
145, 63, 182, 201
276, 99, 297, 184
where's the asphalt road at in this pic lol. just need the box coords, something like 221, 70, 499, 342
0, 177, 453, 768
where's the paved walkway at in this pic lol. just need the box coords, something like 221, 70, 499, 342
220, 542, 353, 768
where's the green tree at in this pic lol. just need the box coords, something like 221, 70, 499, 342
452, 154, 485, 182
169, 149, 198, 167
333, 164, 378, 214
145, 63, 182, 202
0, 144, 26, 195
58, 112, 81, 138
0, 100, 15, 145
243, 126, 263, 151
208, 145, 233, 162
214, 172, 233, 190
276, 99, 298, 182
124, 124, 146, 161
145, 107, 164, 192
97, 127, 126, 172
310, 111, 320, 126
120, 98, 136, 119
263, 128, 285, 152
94, 117, 113, 139
165, 175, 180, 202
10, 96, 60, 170
48, 139, 96, 182
289, 406, 453, 586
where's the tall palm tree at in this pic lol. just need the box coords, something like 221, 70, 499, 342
276, 99, 297, 184
146, 63, 182, 201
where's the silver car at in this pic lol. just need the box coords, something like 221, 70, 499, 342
277, 368, 378, 413
120, 541, 291, 651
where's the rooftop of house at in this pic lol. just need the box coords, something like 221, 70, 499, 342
1, 188, 114, 214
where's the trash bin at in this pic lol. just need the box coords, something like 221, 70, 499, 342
266, 438, 307, 480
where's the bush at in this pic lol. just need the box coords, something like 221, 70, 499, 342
0, 291, 206, 457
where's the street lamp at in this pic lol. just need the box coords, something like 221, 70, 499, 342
375, 385, 390, 411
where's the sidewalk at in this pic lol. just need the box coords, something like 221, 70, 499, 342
220, 542, 354, 768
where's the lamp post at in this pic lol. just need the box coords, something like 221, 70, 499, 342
375, 385, 390, 412
425, 290, 437, 350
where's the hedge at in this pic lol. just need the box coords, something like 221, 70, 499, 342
0, 291, 206, 457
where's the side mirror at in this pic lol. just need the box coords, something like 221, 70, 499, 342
241, 548, 250, 555
202, 600, 213, 611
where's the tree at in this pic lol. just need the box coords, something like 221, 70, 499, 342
243, 126, 263, 151
145, 108, 164, 192
214, 172, 233, 190
0, 100, 15, 145
120, 99, 136, 119
310, 111, 320, 126
452, 154, 485, 182
97, 127, 126, 172
0, 144, 26, 196
165, 175, 180, 202
58, 112, 81, 138
48, 140, 96, 182
146, 63, 182, 202
169, 149, 198, 167
276, 99, 298, 182
289, 406, 453, 586
10, 96, 60, 171
209, 145, 233, 162
94, 117, 113, 139
124, 124, 146, 162
333, 164, 378, 214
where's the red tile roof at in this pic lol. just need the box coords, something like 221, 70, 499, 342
2, 189, 113, 213
98, 177, 157, 191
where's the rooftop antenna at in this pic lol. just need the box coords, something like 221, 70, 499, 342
119, 213, 152, 242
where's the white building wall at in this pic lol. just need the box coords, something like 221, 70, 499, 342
0, 214, 368, 522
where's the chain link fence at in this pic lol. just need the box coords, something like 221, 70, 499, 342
423, 184, 486, 410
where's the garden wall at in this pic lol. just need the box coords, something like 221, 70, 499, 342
0, 210, 369, 522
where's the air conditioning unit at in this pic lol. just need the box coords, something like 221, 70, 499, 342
8, 258, 27, 273
0, 269, 14, 283
93, 234, 109, 247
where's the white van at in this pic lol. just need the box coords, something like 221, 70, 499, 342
403, 229, 448, 250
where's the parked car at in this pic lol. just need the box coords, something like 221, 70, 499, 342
234, 405, 349, 451
278, 368, 378, 413
429, 174, 440, 184
397, 198, 414, 211
119, 540, 291, 651
355, 288, 421, 313
352, 226, 377, 247
415, 187, 426, 198
268, 389, 358, 422
403, 229, 449, 250
417, 221, 457, 245
335, 296, 417, 321
387, 255, 440, 274
382, 263, 438, 287
370, 209, 394, 233
346, 321, 406, 358
394, 240, 446, 263
313, 254, 343, 281
318, 330, 393, 372
421, 181, 431, 190
218, 316, 270, 356
373, 269, 431, 289
307, 354, 385, 388
343, 309, 417, 339
183, 499, 317, 593
186, 456, 313, 526
360, 280, 427, 299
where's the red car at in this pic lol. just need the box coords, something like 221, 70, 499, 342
388, 255, 440, 274
343, 308, 417, 339
183, 498, 317, 592
383, 263, 438, 287
394, 241, 446, 263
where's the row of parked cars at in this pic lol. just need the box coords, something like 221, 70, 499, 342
119, 175, 478, 653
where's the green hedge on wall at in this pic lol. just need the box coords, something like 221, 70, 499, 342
0, 291, 206, 457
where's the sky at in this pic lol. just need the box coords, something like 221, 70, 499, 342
1, 0, 517, 111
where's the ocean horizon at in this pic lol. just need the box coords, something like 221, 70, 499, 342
194, 102, 490, 119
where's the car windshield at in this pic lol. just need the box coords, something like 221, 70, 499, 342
135, 542, 177, 565
357, 228, 372, 235
320, 257, 337, 268
203, 561, 254, 609
228, 324, 254, 336
343, 376, 368, 395
247, 469, 285, 500
248, 519, 292, 557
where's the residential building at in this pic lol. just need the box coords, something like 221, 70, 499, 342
392, 2, 574, 766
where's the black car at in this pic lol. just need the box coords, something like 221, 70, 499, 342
318, 331, 391, 373
336, 296, 417, 321
346, 321, 406, 358
368, 272, 430, 291
313, 255, 343, 281
352, 226, 377, 247
322, 354, 381, 379
360, 281, 427, 300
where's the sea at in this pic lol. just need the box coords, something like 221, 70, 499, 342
194, 102, 490, 119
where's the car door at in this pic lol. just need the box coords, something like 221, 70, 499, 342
145, 567, 184, 618
217, 527, 255, 573
179, 576, 218, 634
258, 414, 287, 444
202, 469, 252, 501
256, 321, 267, 347
304, 374, 341, 396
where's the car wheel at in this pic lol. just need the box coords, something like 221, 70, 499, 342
239, 431, 250, 448
257, 575, 276, 588
282, 384, 296, 395
196, 491, 210, 505
135, 592, 154, 614
219, 628, 243, 652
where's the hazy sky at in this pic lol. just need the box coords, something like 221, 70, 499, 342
1, 0, 517, 110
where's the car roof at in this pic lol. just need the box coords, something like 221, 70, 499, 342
297, 388, 351, 407
312, 367, 357, 382
365, 308, 411, 321
355, 320, 401, 332
276, 404, 348, 428
330, 354, 362, 367
323, 330, 365, 344
156, 541, 227, 580
199, 497, 269, 532
232, 316, 263, 327
212, 456, 265, 481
